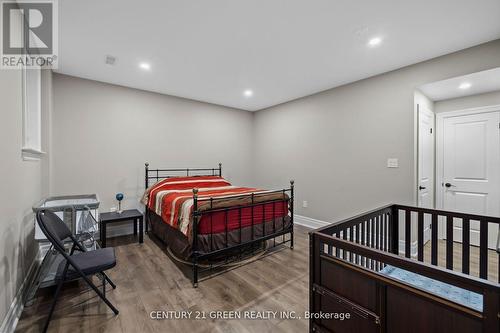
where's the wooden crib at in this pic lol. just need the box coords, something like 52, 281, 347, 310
309, 204, 500, 333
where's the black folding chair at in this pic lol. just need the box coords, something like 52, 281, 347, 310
36, 210, 119, 333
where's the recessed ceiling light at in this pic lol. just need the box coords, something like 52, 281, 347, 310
139, 62, 151, 70
368, 37, 382, 47
105, 55, 116, 65
459, 82, 471, 90
243, 89, 253, 97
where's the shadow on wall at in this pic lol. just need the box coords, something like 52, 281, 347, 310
0, 210, 36, 321
1, 219, 15, 319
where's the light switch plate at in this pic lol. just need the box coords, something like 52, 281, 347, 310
387, 158, 399, 168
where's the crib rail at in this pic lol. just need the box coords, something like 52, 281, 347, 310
310, 204, 500, 332
317, 204, 500, 283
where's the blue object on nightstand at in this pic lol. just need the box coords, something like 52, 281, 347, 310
116, 193, 124, 213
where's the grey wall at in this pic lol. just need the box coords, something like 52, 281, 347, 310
0, 69, 52, 325
435, 90, 500, 113
253, 40, 500, 223
51, 74, 254, 212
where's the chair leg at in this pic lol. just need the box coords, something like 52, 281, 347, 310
80, 274, 119, 315
43, 279, 64, 333
101, 272, 117, 289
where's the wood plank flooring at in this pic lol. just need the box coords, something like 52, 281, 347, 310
422, 239, 498, 282
16, 226, 310, 333
15, 226, 500, 333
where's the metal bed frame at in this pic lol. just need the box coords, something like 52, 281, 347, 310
144, 163, 294, 287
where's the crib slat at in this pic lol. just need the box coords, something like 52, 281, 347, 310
479, 220, 488, 279
431, 213, 438, 265
335, 231, 340, 258
350, 226, 354, 262
405, 210, 411, 258
446, 215, 453, 270
381, 214, 386, 252
342, 229, 347, 260
390, 207, 399, 255
462, 218, 470, 275
370, 219, 375, 269
375, 216, 380, 270
417, 212, 424, 262
361, 221, 366, 267
371, 218, 375, 248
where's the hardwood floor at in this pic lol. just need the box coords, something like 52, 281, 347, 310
423, 239, 498, 282
16, 226, 310, 333
15, 226, 499, 333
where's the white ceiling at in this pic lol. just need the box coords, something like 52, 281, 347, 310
419, 67, 500, 101
56, 0, 500, 111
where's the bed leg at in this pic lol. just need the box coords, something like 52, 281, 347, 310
192, 259, 198, 288
290, 179, 294, 250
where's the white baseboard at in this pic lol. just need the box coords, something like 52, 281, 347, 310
0, 254, 40, 333
399, 239, 419, 257
294, 214, 419, 257
294, 214, 330, 229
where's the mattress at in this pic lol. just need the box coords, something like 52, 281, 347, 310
380, 265, 483, 312
142, 176, 289, 237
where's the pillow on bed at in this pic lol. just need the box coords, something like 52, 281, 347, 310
141, 176, 231, 205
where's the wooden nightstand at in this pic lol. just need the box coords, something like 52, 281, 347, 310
99, 209, 143, 247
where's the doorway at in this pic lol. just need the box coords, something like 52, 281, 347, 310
417, 103, 434, 244
436, 106, 500, 248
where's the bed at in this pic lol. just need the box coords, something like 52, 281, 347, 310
142, 163, 294, 287
309, 204, 500, 332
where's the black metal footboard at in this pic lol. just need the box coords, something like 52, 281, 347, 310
144, 163, 294, 287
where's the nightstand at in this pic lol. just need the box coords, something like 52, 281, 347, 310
100, 209, 143, 247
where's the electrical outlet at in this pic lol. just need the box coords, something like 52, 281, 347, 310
302, 201, 308, 208
387, 158, 399, 168
110, 206, 117, 212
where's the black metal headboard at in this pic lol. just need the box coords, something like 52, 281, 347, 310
144, 162, 222, 189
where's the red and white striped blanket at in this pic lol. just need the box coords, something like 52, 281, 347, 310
141, 176, 280, 236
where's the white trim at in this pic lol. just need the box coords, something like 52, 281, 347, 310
21, 148, 46, 155
294, 214, 418, 257
413, 99, 419, 205
294, 214, 330, 229
22, 67, 42, 153
398, 239, 418, 257
436, 104, 500, 118
0, 254, 40, 333
21, 148, 46, 161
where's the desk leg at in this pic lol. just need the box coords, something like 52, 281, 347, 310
133, 219, 137, 236
139, 217, 143, 244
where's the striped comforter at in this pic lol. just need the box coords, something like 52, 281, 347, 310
142, 176, 288, 236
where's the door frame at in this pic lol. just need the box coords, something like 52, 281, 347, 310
435, 104, 500, 239
417, 103, 435, 244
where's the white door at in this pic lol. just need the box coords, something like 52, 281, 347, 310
418, 104, 434, 243
439, 110, 500, 248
